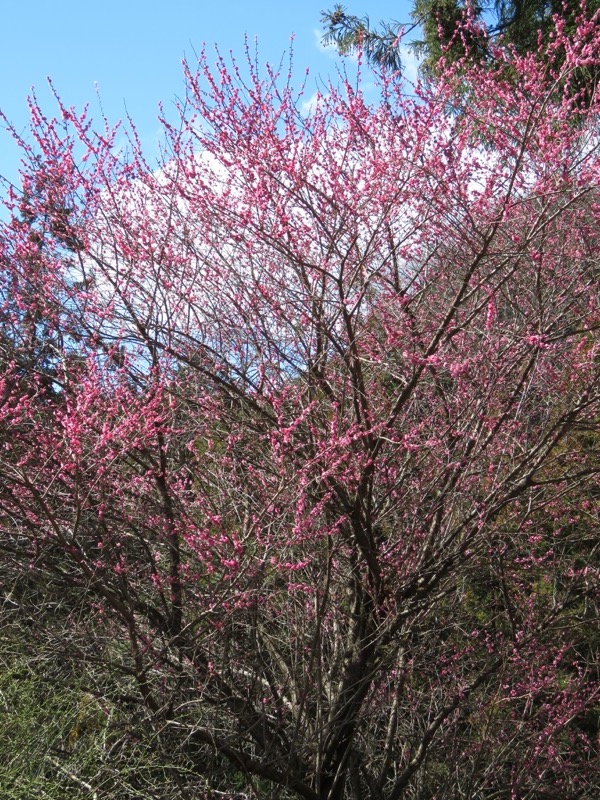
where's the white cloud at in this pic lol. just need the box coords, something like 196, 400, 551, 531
300, 90, 326, 115
313, 27, 334, 56
313, 27, 358, 62
398, 44, 420, 85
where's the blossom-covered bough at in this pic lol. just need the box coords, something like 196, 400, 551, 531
0, 13, 599, 800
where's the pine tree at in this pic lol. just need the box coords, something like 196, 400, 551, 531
323, 1, 600, 84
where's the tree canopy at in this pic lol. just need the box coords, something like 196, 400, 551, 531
1, 10, 600, 800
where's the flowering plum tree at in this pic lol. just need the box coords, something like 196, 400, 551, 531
1, 14, 600, 800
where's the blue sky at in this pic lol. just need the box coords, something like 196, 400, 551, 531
0, 1, 414, 195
